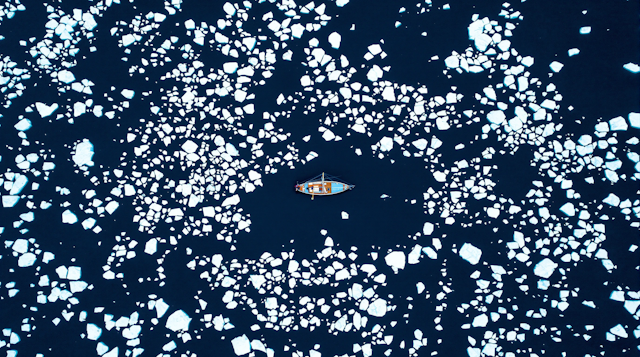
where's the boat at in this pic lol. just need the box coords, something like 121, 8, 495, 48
295, 172, 354, 199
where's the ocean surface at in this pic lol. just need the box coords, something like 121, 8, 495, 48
0, 0, 638, 356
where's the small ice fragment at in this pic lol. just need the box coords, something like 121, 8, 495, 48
226, 143, 239, 156
459, 243, 482, 265
629, 113, 640, 128
35, 102, 59, 118
223, 2, 236, 16
182, 140, 199, 153
610, 324, 628, 338
559, 202, 575, 216
322, 129, 336, 141
487, 110, 506, 125
328, 32, 341, 49
379, 136, 393, 151
623, 63, 640, 73
533, 258, 558, 278
341, 211, 349, 219
472, 314, 488, 327
568, 48, 580, 57
165, 310, 191, 332
67, 266, 81, 280
14, 118, 32, 131
367, 298, 387, 317
423, 222, 434, 235
87, 323, 102, 340
145, 239, 157, 255
336, 0, 349, 7
549, 61, 564, 72
58, 70, 75, 84
385, 251, 406, 270
412, 139, 428, 150
231, 335, 252, 356
223, 62, 238, 74
18, 253, 36, 267
62, 210, 78, 224
603, 193, 620, 206
73, 139, 95, 167
222, 194, 240, 207
609, 116, 628, 131
121, 89, 135, 99
579, 26, 591, 34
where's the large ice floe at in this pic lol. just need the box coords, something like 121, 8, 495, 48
0, 0, 638, 357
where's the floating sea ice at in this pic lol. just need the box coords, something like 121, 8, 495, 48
568, 48, 580, 56
67, 266, 82, 280
609, 116, 628, 131
181, 140, 198, 153
549, 61, 564, 72
35, 102, 59, 118
58, 70, 75, 84
610, 324, 628, 338
226, 143, 239, 156
579, 26, 591, 34
367, 298, 387, 317
62, 210, 78, 224
623, 63, 640, 73
231, 335, 251, 356
341, 211, 349, 219
379, 136, 393, 151
165, 310, 191, 332
423, 222, 434, 235
603, 193, 621, 207
14, 118, 31, 131
459, 243, 482, 265
629, 113, 640, 128
222, 194, 240, 207
328, 32, 341, 49
18, 253, 36, 267
223, 62, 238, 74
444, 55, 459, 69
487, 110, 506, 125
121, 89, 135, 99
533, 258, 558, 278
472, 314, 488, 328
145, 239, 157, 255
322, 129, 336, 141
385, 251, 406, 270
559, 202, 575, 216
87, 323, 102, 340
73, 139, 95, 167
412, 138, 428, 150
223, 2, 236, 16
336, 0, 349, 7
366, 65, 383, 82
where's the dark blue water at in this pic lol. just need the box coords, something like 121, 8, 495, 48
0, 0, 638, 356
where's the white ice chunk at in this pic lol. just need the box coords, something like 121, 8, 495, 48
328, 32, 341, 49
18, 253, 36, 267
472, 314, 488, 328
533, 258, 558, 278
322, 129, 336, 141
341, 211, 349, 219
224, 62, 238, 74
155, 299, 169, 318
223, 2, 236, 16
35, 102, 59, 118
62, 210, 78, 224
487, 110, 506, 125
412, 138, 428, 150
568, 48, 580, 56
73, 139, 95, 167
121, 89, 135, 99
226, 143, 239, 156
559, 202, 575, 216
385, 251, 406, 270
145, 239, 157, 255
367, 298, 387, 317
366, 65, 383, 82
549, 61, 564, 72
629, 113, 640, 128
14, 118, 32, 131
182, 140, 199, 153
222, 194, 240, 207
623, 63, 640, 73
579, 26, 591, 34
459, 243, 482, 265
423, 222, 434, 235
610, 324, 628, 338
67, 266, 82, 280
609, 116, 628, 131
87, 323, 103, 340
379, 136, 393, 151
231, 335, 251, 356
603, 193, 620, 206
165, 310, 191, 332
58, 70, 75, 84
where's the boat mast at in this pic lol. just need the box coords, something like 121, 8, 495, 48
322, 172, 325, 193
